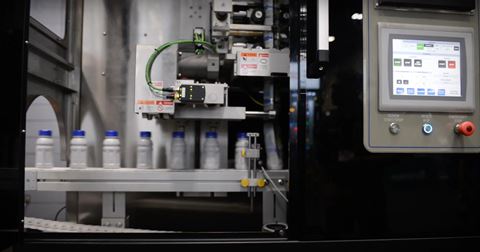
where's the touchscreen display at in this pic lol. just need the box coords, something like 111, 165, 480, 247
392, 39, 461, 97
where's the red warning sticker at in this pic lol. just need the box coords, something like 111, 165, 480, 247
240, 52, 258, 57
237, 52, 270, 76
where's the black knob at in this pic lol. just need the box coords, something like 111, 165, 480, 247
215, 12, 228, 21
250, 8, 265, 24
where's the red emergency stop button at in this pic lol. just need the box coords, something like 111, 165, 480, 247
454, 121, 476, 136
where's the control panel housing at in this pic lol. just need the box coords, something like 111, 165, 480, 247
363, 1, 480, 153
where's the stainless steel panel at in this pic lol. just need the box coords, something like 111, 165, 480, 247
174, 106, 246, 120
134, 44, 177, 115
81, 0, 212, 169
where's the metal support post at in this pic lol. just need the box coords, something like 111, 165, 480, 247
101, 192, 127, 228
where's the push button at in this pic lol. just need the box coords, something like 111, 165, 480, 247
389, 123, 400, 135
422, 123, 433, 135
454, 121, 475, 136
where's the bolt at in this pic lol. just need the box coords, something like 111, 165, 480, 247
277, 179, 285, 185
144, 33, 148, 37
178, 51, 183, 56
199, 15, 202, 18
103, 31, 107, 36
319, 66, 324, 71
101, 72, 106, 76
104, 222, 110, 226
116, 222, 123, 227
24, 40, 29, 44
21, 129, 26, 133
178, 73, 182, 77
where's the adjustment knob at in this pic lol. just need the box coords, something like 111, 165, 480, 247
454, 121, 476, 136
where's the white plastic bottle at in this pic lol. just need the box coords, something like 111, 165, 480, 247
70, 130, 87, 168
137, 131, 153, 169
103, 130, 121, 168
35, 129, 54, 168
234, 132, 249, 170
169, 131, 186, 169
201, 131, 220, 169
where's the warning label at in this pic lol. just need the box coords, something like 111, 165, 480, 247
237, 52, 271, 76
136, 100, 174, 106
135, 80, 175, 114
136, 99, 175, 114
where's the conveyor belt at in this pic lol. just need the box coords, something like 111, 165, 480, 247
24, 217, 172, 233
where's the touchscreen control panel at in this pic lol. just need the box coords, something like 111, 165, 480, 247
364, 21, 480, 153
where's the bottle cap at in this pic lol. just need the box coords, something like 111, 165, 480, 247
237, 132, 247, 139
105, 130, 118, 137
206, 131, 217, 138
140, 131, 151, 138
72, 130, 85, 137
38, 129, 52, 137
172, 131, 185, 138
